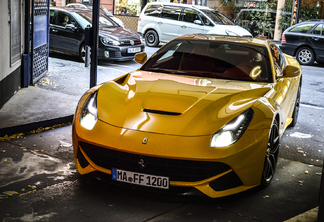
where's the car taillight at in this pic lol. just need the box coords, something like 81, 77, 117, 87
282, 34, 286, 43
138, 17, 141, 22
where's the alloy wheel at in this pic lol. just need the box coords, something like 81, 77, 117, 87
261, 120, 279, 185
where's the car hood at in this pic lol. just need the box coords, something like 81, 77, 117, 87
96, 71, 271, 136
99, 25, 140, 41
207, 25, 252, 37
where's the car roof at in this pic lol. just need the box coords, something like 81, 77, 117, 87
174, 34, 271, 47
304, 19, 324, 22
50, 6, 92, 13
294, 19, 324, 25
145, 2, 211, 10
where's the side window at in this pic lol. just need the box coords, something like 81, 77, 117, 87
50, 10, 55, 24
57, 12, 76, 27
182, 9, 200, 24
312, 24, 322, 35
289, 23, 315, 33
161, 6, 181, 21
198, 12, 213, 26
144, 4, 162, 17
270, 44, 285, 76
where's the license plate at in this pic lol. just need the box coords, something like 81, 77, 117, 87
128, 47, 141, 53
112, 168, 169, 189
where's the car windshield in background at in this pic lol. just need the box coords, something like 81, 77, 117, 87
200, 10, 234, 25
74, 11, 118, 28
141, 40, 271, 83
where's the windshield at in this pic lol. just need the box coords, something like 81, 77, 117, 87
200, 9, 234, 25
141, 40, 271, 83
74, 11, 118, 28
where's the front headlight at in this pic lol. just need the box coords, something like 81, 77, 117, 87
101, 37, 120, 46
210, 108, 254, 148
80, 91, 98, 130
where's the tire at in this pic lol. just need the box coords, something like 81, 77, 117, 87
144, 30, 159, 47
80, 44, 86, 62
261, 119, 279, 187
289, 84, 301, 127
296, 47, 314, 65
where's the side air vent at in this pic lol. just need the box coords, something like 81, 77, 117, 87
143, 109, 181, 116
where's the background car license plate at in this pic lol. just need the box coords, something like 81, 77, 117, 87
112, 168, 169, 189
128, 47, 141, 53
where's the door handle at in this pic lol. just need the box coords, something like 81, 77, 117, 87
312, 37, 319, 41
52, 29, 58, 33
181, 25, 186, 28
157, 21, 162, 25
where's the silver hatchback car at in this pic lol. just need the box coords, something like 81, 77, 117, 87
138, 3, 252, 47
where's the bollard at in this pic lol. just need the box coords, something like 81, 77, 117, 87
318, 159, 324, 221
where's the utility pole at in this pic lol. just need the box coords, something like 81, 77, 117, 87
90, 0, 100, 88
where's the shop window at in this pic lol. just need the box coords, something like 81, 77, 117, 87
114, 0, 141, 16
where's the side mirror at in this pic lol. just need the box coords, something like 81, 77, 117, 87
65, 24, 77, 31
134, 52, 147, 64
194, 20, 202, 25
279, 65, 301, 78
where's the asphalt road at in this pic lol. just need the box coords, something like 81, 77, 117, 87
0, 46, 323, 222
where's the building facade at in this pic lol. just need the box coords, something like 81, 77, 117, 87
0, 0, 25, 109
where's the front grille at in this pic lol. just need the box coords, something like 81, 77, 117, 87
120, 40, 142, 46
80, 142, 231, 182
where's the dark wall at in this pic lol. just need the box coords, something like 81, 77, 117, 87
0, 67, 21, 109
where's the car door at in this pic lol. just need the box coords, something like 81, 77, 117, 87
157, 5, 183, 42
50, 10, 83, 55
308, 24, 324, 62
271, 44, 296, 123
178, 8, 206, 36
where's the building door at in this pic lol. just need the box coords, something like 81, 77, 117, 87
31, 0, 50, 83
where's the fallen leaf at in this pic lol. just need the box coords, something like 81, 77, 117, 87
304, 170, 309, 174
59, 140, 72, 147
262, 195, 269, 199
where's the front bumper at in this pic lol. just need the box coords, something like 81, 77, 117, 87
280, 44, 297, 56
73, 117, 270, 198
98, 44, 145, 61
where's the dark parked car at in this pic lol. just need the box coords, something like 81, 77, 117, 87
49, 7, 144, 62
280, 19, 324, 65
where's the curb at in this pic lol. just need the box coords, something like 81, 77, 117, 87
0, 115, 74, 137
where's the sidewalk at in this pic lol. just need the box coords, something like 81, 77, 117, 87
0, 86, 79, 136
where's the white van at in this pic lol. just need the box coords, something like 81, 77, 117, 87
137, 2, 252, 47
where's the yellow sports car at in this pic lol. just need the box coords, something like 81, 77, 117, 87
72, 35, 302, 198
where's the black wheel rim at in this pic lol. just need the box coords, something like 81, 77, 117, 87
294, 87, 300, 118
262, 123, 279, 183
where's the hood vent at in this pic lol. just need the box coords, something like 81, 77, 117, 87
143, 109, 181, 116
